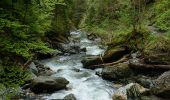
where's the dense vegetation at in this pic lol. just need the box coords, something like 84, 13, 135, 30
0, 0, 169, 99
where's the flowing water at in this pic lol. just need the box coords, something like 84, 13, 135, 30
41, 31, 115, 100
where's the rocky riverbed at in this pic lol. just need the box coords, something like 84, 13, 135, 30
15, 30, 170, 100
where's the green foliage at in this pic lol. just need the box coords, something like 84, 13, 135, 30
80, 0, 136, 44
51, 3, 70, 35
0, 65, 30, 87
144, 33, 170, 55
154, 10, 170, 31
0, 84, 15, 100
0, 38, 54, 59
152, 0, 170, 32
0, 0, 59, 60
0, 65, 30, 100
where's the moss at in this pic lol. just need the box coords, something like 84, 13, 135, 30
152, 0, 170, 32
144, 34, 170, 55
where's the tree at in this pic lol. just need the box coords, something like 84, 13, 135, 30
130, 0, 146, 32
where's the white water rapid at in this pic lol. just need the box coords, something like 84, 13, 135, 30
41, 31, 115, 100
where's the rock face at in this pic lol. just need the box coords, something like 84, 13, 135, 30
152, 71, 170, 98
102, 64, 133, 80
64, 94, 76, 100
30, 76, 69, 94
112, 83, 148, 100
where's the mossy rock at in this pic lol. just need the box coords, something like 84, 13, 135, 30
144, 53, 170, 65
103, 47, 130, 63
102, 63, 133, 80
30, 76, 69, 94
151, 71, 170, 98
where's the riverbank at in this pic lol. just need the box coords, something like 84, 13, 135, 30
12, 30, 170, 100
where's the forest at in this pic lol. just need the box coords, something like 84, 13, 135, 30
0, 0, 170, 100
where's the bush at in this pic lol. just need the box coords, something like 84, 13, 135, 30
144, 33, 170, 56
152, 0, 170, 32
0, 65, 30, 88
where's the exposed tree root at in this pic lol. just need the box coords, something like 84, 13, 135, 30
129, 63, 170, 70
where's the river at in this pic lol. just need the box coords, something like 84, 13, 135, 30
41, 30, 115, 100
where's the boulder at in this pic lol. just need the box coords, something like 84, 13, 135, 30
64, 94, 76, 100
87, 33, 97, 41
102, 64, 133, 80
129, 58, 169, 75
134, 75, 154, 88
80, 47, 86, 52
152, 71, 170, 98
28, 62, 38, 75
30, 76, 69, 94
103, 47, 130, 63
81, 47, 130, 69
144, 53, 170, 65
141, 95, 167, 100
112, 93, 127, 100
34, 61, 55, 76
61, 43, 81, 54
112, 83, 149, 100
81, 56, 103, 69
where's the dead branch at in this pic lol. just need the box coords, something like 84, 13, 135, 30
91, 55, 128, 67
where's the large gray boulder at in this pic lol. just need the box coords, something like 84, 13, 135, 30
112, 83, 149, 100
144, 53, 170, 65
28, 62, 38, 76
102, 63, 133, 80
81, 47, 130, 69
152, 71, 170, 98
30, 76, 69, 94
34, 61, 55, 76
81, 56, 103, 69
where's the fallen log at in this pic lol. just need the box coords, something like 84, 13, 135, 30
91, 55, 129, 67
129, 62, 170, 70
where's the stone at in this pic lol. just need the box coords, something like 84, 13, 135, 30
144, 53, 170, 65
64, 94, 76, 100
81, 56, 103, 69
87, 33, 97, 41
81, 47, 130, 69
152, 71, 170, 98
112, 83, 149, 100
24, 72, 37, 83
141, 95, 167, 100
112, 93, 127, 100
129, 58, 169, 75
28, 62, 38, 75
80, 48, 86, 52
103, 47, 130, 63
135, 75, 154, 88
30, 76, 69, 94
102, 64, 133, 80
34, 61, 55, 76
